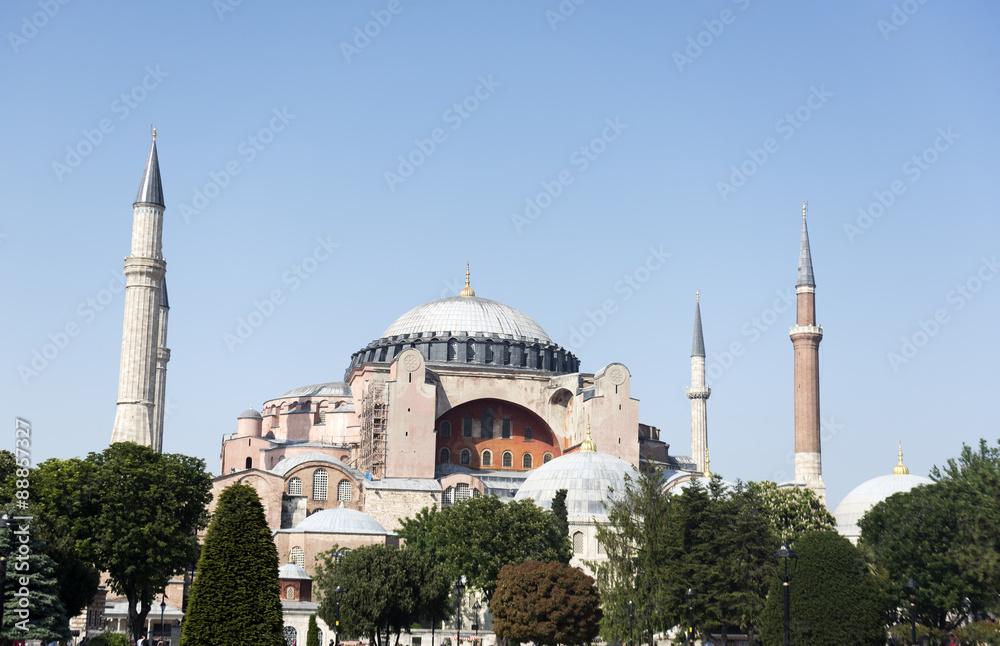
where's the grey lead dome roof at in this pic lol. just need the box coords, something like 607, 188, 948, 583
271, 452, 344, 477
383, 296, 551, 342
834, 472, 932, 540
514, 450, 637, 518
289, 507, 393, 535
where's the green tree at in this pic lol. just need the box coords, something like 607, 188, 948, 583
399, 496, 569, 600
0, 508, 71, 642
549, 490, 571, 564
315, 545, 451, 646
491, 561, 601, 646
307, 614, 320, 646
760, 530, 885, 646
180, 483, 283, 646
29, 457, 102, 619
748, 480, 835, 546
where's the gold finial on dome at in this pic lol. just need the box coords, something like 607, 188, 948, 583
581, 416, 597, 452
893, 442, 909, 475
460, 262, 476, 298
704, 447, 712, 478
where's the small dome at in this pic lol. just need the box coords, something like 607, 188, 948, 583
278, 562, 311, 580
289, 507, 393, 535
279, 382, 353, 399
238, 408, 262, 419
834, 472, 932, 541
514, 450, 637, 518
271, 452, 344, 477
383, 296, 551, 342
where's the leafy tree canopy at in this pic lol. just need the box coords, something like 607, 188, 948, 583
747, 480, 835, 546
491, 561, 601, 646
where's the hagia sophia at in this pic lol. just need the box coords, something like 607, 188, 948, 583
91, 133, 931, 644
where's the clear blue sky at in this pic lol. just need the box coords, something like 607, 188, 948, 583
2, 1, 998, 508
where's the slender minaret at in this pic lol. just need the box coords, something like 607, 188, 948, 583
686, 291, 711, 474
152, 281, 170, 452
111, 129, 166, 447
790, 202, 825, 502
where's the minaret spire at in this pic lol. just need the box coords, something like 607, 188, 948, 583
687, 291, 711, 473
112, 132, 168, 448
790, 202, 825, 502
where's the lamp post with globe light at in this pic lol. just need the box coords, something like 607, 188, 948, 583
685, 588, 696, 646
454, 577, 465, 646
334, 585, 343, 646
627, 600, 634, 646
904, 578, 919, 646
774, 544, 797, 646
0, 513, 20, 614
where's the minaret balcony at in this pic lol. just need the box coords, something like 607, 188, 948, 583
686, 386, 711, 399
789, 325, 823, 338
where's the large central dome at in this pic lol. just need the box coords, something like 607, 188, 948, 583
383, 296, 551, 342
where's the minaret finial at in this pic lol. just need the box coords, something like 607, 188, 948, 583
581, 416, 597, 452
893, 441, 909, 475
152, 123, 157, 140
802, 200, 807, 219
704, 447, 712, 478
696, 289, 700, 303
460, 262, 476, 297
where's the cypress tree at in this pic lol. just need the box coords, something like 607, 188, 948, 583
759, 530, 885, 646
180, 483, 284, 646
306, 614, 319, 646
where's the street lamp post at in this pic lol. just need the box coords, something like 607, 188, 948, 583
159, 597, 166, 644
454, 578, 466, 646
627, 600, 634, 646
685, 589, 696, 646
904, 578, 919, 646
472, 601, 481, 646
774, 544, 798, 646
334, 586, 343, 646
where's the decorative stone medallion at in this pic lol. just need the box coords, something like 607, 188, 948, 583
402, 353, 421, 372
608, 365, 626, 385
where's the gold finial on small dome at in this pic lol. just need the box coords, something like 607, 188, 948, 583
704, 447, 712, 478
581, 416, 597, 452
460, 262, 476, 297
893, 442, 909, 475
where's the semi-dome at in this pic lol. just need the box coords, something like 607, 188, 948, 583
383, 296, 551, 342
514, 443, 637, 518
271, 451, 344, 477
278, 382, 353, 399
289, 507, 393, 535
834, 447, 932, 542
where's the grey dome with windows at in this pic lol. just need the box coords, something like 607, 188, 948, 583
286, 507, 394, 535
514, 449, 637, 519
383, 296, 551, 342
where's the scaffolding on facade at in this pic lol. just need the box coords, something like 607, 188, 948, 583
357, 380, 388, 479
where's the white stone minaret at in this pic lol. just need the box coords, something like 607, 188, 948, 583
152, 281, 170, 452
790, 203, 826, 502
111, 130, 166, 447
686, 291, 711, 474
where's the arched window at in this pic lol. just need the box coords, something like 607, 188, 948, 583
334, 548, 351, 563
466, 340, 476, 362
440, 447, 451, 464
455, 483, 471, 501
288, 477, 302, 496
463, 415, 473, 437
573, 532, 585, 555
597, 540, 606, 555
283, 626, 297, 646
502, 418, 512, 439
448, 339, 458, 360
522, 453, 533, 469
503, 342, 511, 365
524, 426, 532, 441
481, 409, 494, 439
485, 341, 494, 363
245, 456, 253, 469
290, 546, 305, 567
337, 479, 352, 502
481, 450, 492, 467
440, 420, 452, 439
460, 449, 472, 466
442, 486, 454, 508
543, 452, 553, 464
502, 451, 513, 468
312, 469, 328, 501
285, 585, 296, 600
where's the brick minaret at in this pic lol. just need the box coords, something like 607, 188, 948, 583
790, 203, 825, 502
686, 291, 710, 474
111, 130, 166, 447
